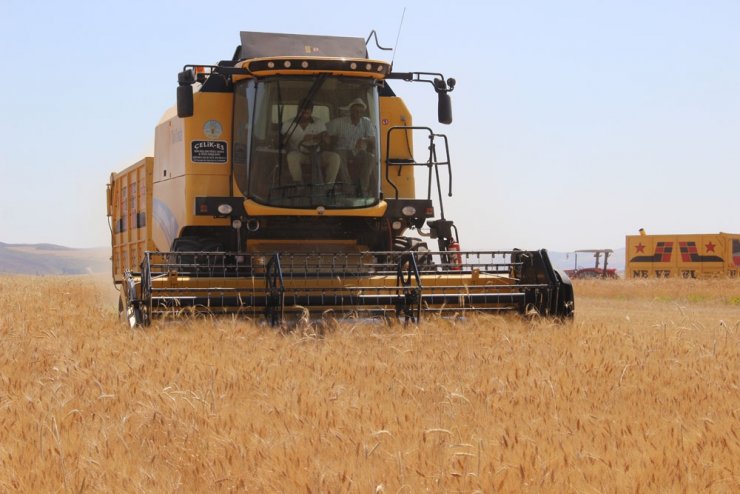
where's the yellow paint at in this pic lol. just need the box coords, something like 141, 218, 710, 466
625, 232, 740, 278
379, 96, 416, 199
107, 157, 154, 282
243, 199, 387, 217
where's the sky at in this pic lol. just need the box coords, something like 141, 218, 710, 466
1, 0, 738, 251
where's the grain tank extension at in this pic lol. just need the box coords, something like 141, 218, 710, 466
106, 31, 574, 326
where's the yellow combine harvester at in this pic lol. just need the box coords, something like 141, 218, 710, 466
106, 31, 574, 326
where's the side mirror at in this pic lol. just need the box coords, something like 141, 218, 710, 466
177, 69, 195, 118
177, 85, 193, 118
438, 92, 452, 124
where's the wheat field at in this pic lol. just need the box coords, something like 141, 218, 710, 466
0, 275, 738, 493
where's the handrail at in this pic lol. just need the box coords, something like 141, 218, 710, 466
384, 126, 453, 221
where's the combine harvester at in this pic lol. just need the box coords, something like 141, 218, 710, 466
107, 31, 574, 327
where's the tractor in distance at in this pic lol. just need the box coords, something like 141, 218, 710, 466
564, 249, 618, 279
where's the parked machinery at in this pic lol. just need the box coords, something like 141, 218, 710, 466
626, 229, 739, 279
564, 249, 618, 279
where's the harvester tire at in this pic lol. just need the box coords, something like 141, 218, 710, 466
172, 236, 224, 253
171, 236, 226, 274
553, 269, 575, 320
118, 293, 125, 320
121, 273, 147, 328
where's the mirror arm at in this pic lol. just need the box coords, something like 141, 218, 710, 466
387, 72, 455, 124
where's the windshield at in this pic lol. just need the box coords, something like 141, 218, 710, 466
233, 76, 380, 209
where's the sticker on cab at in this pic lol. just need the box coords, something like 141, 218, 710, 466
191, 140, 227, 163
203, 119, 223, 139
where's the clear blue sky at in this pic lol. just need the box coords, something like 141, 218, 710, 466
1, 0, 738, 251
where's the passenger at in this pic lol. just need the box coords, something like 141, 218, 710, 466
327, 98, 376, 194
281, 101, 340, 184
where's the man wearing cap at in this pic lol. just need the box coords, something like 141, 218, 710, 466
327, 98, 377, 194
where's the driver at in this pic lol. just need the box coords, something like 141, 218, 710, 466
281, 100, 340, 184
327, 97, 376, 194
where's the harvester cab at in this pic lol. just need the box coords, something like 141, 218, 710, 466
108, 31, 574, 326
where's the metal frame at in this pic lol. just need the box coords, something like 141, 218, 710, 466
123, 249, 574, 327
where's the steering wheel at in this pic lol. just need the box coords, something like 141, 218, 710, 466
299, 141, 321, 154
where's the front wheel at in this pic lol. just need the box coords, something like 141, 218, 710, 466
553, 269, 575, 320
122, 273, 146, 328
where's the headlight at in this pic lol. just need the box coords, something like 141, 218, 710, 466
401, 206, 416, 217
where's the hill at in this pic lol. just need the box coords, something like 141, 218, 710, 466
0, 242, 110, 275
548, 247, 626, 273
0, 241, 626, 276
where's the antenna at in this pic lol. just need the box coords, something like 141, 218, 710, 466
391, 8, 406, 69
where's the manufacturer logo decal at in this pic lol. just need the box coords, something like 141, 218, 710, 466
630, 241, 725, 263
631, 242, 673, 263
678, 242, 723, 263
203, 119, 223, 139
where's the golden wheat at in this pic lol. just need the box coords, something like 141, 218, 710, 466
0, 275, 737, 492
